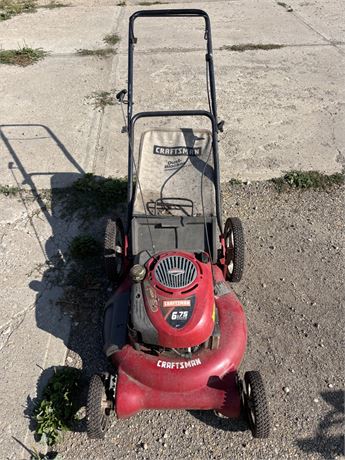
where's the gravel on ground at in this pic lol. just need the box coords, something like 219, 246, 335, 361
56, 182, 345, 460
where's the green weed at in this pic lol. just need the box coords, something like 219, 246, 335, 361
0, 0, 68, 20
228, 178, 242, 186
0, 185, 20, 196
86, 90, 115, 110
0, 0, 36, 21
272, 170, 345, 191
0, 46, 47, 66
34, 368, 81, 446
76, 47, 116, 57
103, 33, 120, 46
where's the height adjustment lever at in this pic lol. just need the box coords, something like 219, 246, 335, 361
116, 89, 128, 103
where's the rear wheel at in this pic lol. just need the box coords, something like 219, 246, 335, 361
243, 371, 270, 438
104, 217, 124, 283
224, 217, 245, 282
86, 373, 115, 439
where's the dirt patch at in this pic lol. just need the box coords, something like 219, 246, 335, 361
221, 44, 285, 52
76, 48, 116, 58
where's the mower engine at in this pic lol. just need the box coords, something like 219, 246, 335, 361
130, 250, 219, 353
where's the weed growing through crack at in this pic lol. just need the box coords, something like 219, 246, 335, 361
0, 184, 20, 196
272, 170, 345, 191
221, 43, 284, 52
228, 178, 243, 186
34, 367, 81, 446
86, 90, 116, 110
0, 0, 68, 20
0, 0, 36, 21
117, 1, 125, 5
0, 46, 47, 66
76, 47, 116, 58
103, 33, 120, 46
138, 1, 167, 5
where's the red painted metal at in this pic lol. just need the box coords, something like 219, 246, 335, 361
116, 370, 241, 418
143, 250, 215, 348
110, 265, 247, 419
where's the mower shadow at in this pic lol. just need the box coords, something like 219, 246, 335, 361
188, 409, 248, 433
0, 125, 116, 437
296, 390, 344, 459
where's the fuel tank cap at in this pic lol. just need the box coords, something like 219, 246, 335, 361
130, 264, 146, 282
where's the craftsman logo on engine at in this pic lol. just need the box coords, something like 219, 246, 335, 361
154, 145, 201, 156
163, 300, 191, 308
157, 358, 202, 369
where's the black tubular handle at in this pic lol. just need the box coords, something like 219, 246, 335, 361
130, 110, 217, 129
129, 9, 210, 22
126, 9, 222, 233
129, 9, 210, 42
127, 9, 218, 126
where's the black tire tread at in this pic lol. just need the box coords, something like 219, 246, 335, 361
86, 374, 108, 439
244, 371, 270, 438
225, 217, 245, 282
104, 217, 123, 283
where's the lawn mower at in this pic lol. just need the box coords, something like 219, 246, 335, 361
86, 9, 270, 440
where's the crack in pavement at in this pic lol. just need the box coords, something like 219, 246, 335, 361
27, 40, 345, 60
0, 302, 35, 352
324, 104, 345, 169
91, 6, 127, 177
283, 5, 345, 57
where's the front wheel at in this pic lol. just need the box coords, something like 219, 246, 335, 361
243, 371, 270, 438
224, 217, 245, 282
104, 217, 125, 283
86, 373, 115, 439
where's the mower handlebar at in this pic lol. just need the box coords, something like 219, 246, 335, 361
129, 9, 210, 21
129, 9, 211, 43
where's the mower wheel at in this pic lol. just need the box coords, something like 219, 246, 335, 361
86, 373, 114, 439
104, 217, 124, 283
243, 371, 270, 438
224, 217, 245, 282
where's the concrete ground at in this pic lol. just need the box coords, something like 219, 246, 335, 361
0, 0, 344, 458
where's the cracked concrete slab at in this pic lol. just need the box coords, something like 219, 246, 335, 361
118, 0, 326, 51
0, 286, 70, 460
98, 41, 345, 180
0, 6, 121, 54
0, 55, 113, 188
0, 189, 85, 458
288, 0, 345, 44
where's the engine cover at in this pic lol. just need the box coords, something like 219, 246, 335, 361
141, 251, 215, 348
